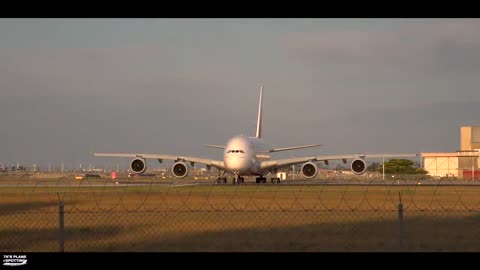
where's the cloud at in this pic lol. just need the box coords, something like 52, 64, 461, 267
0, 43, 244, 97
282, 20, 480, 72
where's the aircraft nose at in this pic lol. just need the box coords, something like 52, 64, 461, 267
226, 156, 249, 172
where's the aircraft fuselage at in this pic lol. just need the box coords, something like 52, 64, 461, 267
224, 134, 269, 176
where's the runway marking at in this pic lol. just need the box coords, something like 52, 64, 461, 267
0, 183, 152, 187
166, 183, 203, 188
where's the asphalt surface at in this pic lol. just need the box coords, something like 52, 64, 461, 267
1, 178, 480, 187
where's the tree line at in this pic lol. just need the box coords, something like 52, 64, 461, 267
367, 159, 427, 175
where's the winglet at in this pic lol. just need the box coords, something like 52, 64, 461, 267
256, 85, 263, 138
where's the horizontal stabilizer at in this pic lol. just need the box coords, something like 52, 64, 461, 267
205, 144, 225, 149
268, 144, 322, 153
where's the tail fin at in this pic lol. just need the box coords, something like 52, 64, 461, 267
256, 85, 263, 138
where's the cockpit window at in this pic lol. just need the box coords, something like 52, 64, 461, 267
227, 150, 245, 154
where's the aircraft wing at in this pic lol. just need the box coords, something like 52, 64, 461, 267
260, 153, 419, 170
92, 153, 225, 170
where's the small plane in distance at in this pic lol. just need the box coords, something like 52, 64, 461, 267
93, 86, 417, 184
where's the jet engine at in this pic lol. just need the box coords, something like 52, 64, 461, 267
130, 158, 147, 174
351, 158, 366, 175
172, 161, 189, 178
301, 162, 318, 179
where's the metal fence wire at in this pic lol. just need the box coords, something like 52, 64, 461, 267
1, 176, 480, 252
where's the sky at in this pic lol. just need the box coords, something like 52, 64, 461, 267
1, 18, 480, 171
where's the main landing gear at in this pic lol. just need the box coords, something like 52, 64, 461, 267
271, 177, 281, 183
216, 176, 245, 184
216, 177, 227, 184
216, 175, 280, 184
255, 177, 266, 183
216, 169, 228, 184
256, 177, 281, 183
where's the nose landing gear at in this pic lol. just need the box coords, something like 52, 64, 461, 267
233, 175, 244, 184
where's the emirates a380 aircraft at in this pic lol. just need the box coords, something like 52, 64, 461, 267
93, 86, 416, 184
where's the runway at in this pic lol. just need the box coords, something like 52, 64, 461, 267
0, 181, 203, 188
1, 178, 480, 187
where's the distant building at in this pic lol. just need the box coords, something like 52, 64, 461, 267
461, 126, 480, 151
421, 152, 478, 178
421, 126, 480, 179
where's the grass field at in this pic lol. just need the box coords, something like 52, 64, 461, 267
1, 181, 480, 252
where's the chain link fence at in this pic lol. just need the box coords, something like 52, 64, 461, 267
1, 177, 480, 252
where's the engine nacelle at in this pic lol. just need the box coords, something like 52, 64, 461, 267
130, 158, 147, 174
301, 162, 318, 179
351, 158, 366, 175
172, 161, 189, 178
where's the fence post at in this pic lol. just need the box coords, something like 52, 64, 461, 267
398, 192, 404, 251
59, 200, 64, 252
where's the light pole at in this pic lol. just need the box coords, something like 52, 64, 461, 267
472, 154, 474, 181
292, 164, 295, 180
473, 150, 479, 181
382, 156, 385, 181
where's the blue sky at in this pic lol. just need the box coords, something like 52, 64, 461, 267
1, 19, 479, 170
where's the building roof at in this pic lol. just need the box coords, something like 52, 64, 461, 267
421, 152, 479, 157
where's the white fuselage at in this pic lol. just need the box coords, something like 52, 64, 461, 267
223, 135, 270, 176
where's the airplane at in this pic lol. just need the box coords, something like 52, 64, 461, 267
92, 86, 417, 184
